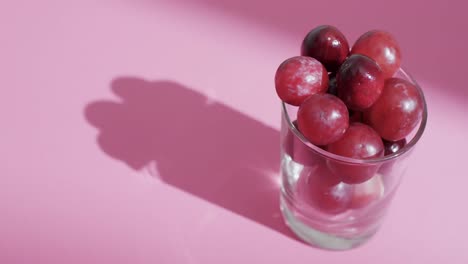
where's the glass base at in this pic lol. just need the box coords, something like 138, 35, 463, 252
280, 195, 377, 250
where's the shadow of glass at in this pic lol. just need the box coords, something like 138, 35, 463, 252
84, 77, 301, 241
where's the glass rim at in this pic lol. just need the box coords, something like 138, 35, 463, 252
282, 67, 428, 165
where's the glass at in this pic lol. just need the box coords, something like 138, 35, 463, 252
279, 68, 427, 250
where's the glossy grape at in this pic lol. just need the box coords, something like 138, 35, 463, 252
337, 54, 385, 111
305, 165, 352, 214
351, 30, 401, 78
297, 93, 349, 146
364, 78, 423, 141
301, 25, 350, 72
327, 123, 384, 184
275, 56, 328, 106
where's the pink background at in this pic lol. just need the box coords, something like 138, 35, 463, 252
1, 0, 467, 263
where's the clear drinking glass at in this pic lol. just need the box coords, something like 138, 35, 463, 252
279, 68, 427, 250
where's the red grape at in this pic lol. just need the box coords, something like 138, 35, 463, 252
275, 56, 328, 106
327, 123, 384, 184
337, 54, 385, 111
301, 25, 350, 72
297, 93, 349, 146
364, 78, 423, 141
351, 30, 401, 78
305, 165, 353, 214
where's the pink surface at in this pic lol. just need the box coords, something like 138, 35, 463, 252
1, 0, 467, 263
